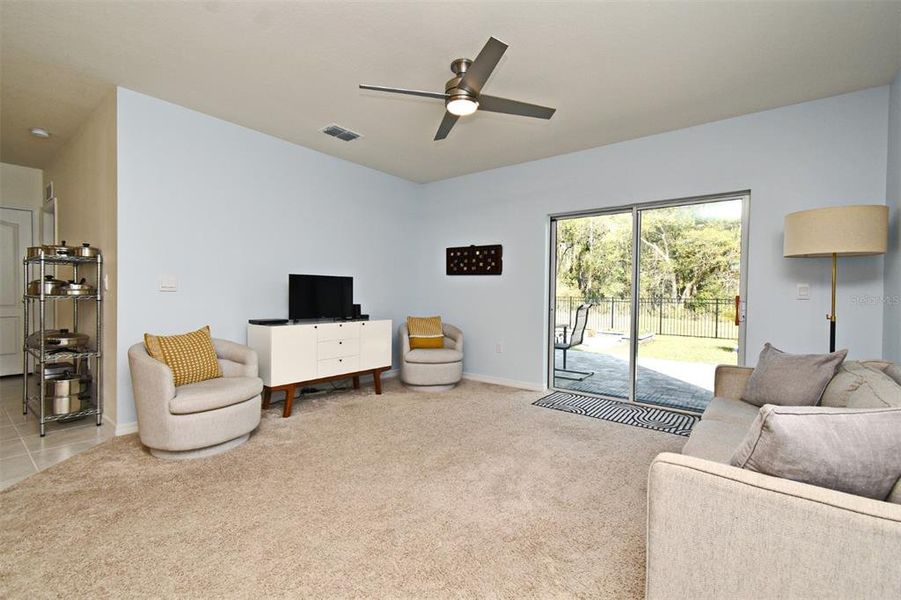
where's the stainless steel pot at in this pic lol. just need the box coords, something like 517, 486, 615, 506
27, 275, 67, 296
26, 241, 74, 258
44, 394, 84, 416
63, 278, 96, 296
43, 361, 75, 377
27, 329, 89, 350
71, 243, 100, 258
44, 374, 88, 398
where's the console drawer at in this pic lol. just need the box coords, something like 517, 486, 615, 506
315, 322, 360, 342
317, 356, 359, 378
317, 338, 359, 360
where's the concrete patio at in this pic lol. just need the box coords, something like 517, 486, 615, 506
553, 349, 714, 413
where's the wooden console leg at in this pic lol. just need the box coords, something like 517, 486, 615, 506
352, 376, 360, 390
373, 370, 382, 395
282, 384, 296, 418
261, 387, 272, 409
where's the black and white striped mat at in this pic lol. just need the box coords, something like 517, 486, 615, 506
533, 391, 699, 437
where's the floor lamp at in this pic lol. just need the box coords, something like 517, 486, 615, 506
784, 205, 888, 352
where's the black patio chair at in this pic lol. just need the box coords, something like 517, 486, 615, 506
555, 303, 594, 381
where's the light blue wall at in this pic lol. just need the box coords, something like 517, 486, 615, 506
884, 71, 901, 362
417, 88, 891, 387
115, 85, 896, 425
115, 88, 421, 426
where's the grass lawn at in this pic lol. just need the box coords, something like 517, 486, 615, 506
585, 334, 738, 365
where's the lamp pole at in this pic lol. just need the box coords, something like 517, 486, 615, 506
827, 252, 837, 353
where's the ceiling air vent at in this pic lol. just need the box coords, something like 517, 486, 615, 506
320, 123, 362, 142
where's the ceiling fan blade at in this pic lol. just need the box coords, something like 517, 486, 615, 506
359, 84, 447, 100
478, 95, 556, 119
459, 37, 508, 95
434, 112, 459, 140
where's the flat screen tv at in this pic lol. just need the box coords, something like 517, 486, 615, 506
289, 274, 353, 320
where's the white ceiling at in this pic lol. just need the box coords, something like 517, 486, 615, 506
2, 1, 900, 183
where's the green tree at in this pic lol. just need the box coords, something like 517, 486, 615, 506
556, 204, 740, 304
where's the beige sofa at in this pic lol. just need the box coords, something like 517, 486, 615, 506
128, 339, 263, 459
647, 363, 901, 600
399, 322, 463, 390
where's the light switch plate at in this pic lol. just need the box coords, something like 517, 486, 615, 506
159, 276, 178, 292
797, 283, 810, 300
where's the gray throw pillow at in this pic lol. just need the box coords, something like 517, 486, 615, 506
741, 343, 847, 407
821, 361, 900, 408
845, 365, 901, 409
729, 405, 901, 500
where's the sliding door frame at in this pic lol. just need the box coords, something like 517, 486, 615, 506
547, 190, 751, 408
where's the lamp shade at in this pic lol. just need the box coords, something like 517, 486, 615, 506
784, 205, 888, 257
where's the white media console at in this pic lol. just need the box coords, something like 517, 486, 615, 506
247, 319, 392, 417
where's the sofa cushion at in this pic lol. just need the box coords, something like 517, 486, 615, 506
889, 478, 901, 505
404, 348, 463, 364
701, 397, 760, 427
730, 405, 901, 500
169, 376, 263, 415
742, 343, 846, 407
681, 419, 748, 463
882, 364, 901, 386
822, 361, 900, 408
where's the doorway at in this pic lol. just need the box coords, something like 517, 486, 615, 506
549, 193, 748, 413
1, 207, 34, 376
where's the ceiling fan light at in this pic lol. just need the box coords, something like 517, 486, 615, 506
446, 98, 479, 116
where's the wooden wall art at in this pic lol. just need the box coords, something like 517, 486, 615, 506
446, 244, 503, 275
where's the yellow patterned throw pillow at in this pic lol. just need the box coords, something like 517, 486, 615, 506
144, 325, 222, 386
407, 316, 445, 349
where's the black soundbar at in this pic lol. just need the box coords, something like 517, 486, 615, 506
248, 319, 289, 326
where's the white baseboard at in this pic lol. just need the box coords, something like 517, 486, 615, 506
382, 368, 399, 379
115, 420, 139, 436
102, 413, 137, 436
462, 372, 546, 392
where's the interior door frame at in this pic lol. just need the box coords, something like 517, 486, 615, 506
547, 190, 751, 404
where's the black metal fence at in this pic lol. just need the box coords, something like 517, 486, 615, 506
555, 296, 739, 340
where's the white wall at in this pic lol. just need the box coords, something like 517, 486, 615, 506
417, 88, 891, 388
116, 88, 420, 427
884, 72, 901, 362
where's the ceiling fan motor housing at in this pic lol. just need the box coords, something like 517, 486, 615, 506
445, 59, 479, 112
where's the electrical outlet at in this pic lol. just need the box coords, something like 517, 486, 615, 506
496, 342, 504, 354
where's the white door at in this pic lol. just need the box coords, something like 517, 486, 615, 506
0, 207, 33, 375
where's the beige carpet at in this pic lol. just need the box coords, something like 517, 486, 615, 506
0, 379, 683, 598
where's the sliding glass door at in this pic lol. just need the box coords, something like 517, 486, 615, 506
549, 193, 748, 414
552, 211, 633, 399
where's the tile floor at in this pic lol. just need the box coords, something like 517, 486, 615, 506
0, 375, 113, 491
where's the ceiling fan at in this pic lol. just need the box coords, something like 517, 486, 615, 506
359, 37, 556, 140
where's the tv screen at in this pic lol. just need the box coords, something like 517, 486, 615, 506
289, 274, 353, 320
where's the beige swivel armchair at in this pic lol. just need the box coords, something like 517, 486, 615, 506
400, 322, 464, 391
128, 338, 263, 459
